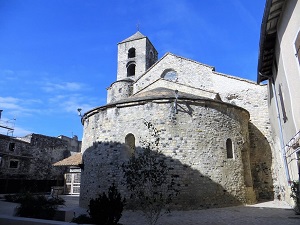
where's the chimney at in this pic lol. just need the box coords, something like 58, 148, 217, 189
0, 110, 2, 119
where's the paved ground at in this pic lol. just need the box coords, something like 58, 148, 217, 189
0, 195, 299, 225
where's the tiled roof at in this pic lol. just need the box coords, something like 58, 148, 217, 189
257, 0, 287, 83
110, 87, 213, 105
53, 153, 82, 166
119, 31, 146, 44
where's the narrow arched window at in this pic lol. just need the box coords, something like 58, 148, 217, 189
127, 63, 136, 76
226, 138, 234, 159
125, 133, 135, 156
128, 48, 136, 58
149, 50, 155, 67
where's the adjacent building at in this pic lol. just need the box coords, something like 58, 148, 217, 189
257, 0, 300, 202
0, 133, 81, 194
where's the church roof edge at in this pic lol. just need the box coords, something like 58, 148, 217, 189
118, 31, 147, 44
82, 87, 250, 122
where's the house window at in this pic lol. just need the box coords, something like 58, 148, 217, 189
295, 31, 300, 64
226, 139, 234, 159
128, 48, 136, 58
125, 133, 135, 156
9, 159, 19, 169
127, 63, 136, 76
9, 143, 15, 151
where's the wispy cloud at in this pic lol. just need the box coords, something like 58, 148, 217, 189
12, 126, 33, 137
1, 69, 15, 77
48, 93, 98, 114
41, 81, 84, 92
0, 96, 42, 117
0, 116, 31, 137
0, 97, 20, 109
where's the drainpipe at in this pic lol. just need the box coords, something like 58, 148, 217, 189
270, 77, 291, 183
174, 90, 179, 114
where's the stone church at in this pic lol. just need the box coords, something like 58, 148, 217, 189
79, 31, 280, 209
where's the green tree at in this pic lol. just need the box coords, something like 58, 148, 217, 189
122, 121, 179, 225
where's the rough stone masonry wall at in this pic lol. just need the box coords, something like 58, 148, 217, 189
28, 134, 69, 180
211, 74, 275, 200
133, 53, 214, 94
80, 98, 253, 209
107, 80, 133, 104
132, 53, 274, 201
117, 38, 147, 81
0, 133, 69, 180
0, 134, 32, 179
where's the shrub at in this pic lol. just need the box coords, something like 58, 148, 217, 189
71, 214, 93, 224
290, 180, 300, 214
15, 192, 65, 220
4, 194, 21, 203
87, 183, 125, 225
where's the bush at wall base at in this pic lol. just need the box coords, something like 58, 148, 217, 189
72, 184, 126, 225
290, 180, 300, 215
14, 192, 65, 220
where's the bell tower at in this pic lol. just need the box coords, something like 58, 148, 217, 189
117, 31, 158, 81
107, 32, 158, 104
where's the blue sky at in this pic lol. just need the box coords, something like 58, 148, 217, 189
0, 0, 265, 139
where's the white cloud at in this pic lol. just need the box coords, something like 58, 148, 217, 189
0, 97, 20, 108
41, 81, 83, 93
1, 69, 15, 77
11, 126, 33, 137
0, 117, 31, 137
0, 96, 42, 117
48, 93, 98, 114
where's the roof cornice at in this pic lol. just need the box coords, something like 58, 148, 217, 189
257, 0, 287, 83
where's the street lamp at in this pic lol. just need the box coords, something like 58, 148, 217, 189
77, 108, 82, 118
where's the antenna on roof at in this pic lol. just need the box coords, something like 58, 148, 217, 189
0, 110, 15, 136
137, 21, 140, 31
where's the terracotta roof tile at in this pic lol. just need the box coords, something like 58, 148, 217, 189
53, 153, 82, 166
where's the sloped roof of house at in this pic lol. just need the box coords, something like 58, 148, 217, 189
119, 31, 146, 44
53, 153, 82, 166
257, 0, 287, 83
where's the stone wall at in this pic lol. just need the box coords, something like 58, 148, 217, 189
107, 79, 133, 103
133, 53, 215, 94
80, 97, 256, 209
210, 73, 274, 200
0, 134, 70, 181
131, 53, 274, 200
117, 33, 158, 82
0, 134, 33, 179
